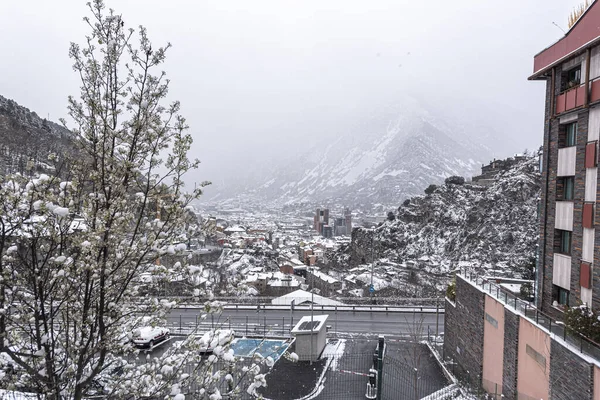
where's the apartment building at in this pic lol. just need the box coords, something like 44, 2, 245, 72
530, 1, 600, 316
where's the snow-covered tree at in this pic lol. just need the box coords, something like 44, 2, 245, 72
0, 1, 274, 398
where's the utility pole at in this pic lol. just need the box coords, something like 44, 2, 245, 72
370, 232, 374, 298
435, 297, 440, 339
310, 268, 314, 365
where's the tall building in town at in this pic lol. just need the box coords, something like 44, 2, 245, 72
344, 207, 352, 233
314, 208, 330, 235
530, 1, 600, 315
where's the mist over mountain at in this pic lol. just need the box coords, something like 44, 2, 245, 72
204, 96, 527, 207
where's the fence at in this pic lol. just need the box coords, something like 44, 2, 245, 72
113, 335, 454, 400
177, 350, 451, 400
166, 314, 294, 338
135, 295, 443, 307
458, 269, 600, 364
381, 355, 449, 400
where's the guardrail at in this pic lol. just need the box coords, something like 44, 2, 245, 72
134, 295, 443, 307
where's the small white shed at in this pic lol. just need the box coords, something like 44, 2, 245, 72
291, 314, 329, 361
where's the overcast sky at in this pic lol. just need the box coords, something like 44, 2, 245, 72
0, 0, 582, 191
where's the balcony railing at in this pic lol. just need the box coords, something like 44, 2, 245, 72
459, 269, 600, 363
592, 77, 600, 104
555, 77, 600, 115
555, 84, 585, 114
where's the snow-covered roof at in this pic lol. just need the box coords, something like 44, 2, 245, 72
309, 269, 339, 284
291, 314, 329, 333
268, 279, 301, 287
500, 283, 522, 294
271, 289, 343, 306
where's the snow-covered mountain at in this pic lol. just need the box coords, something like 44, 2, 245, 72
235, 97, 508, 207
0, 95, 73, 176
327, 154, 541, 297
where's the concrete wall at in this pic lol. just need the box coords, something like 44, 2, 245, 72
293, 328, 327, 362
445, 273, 600, 400
443, 275, 485, 385
482, 295, 505, 396
516, 318, 550, 400
549, 338, 594, 400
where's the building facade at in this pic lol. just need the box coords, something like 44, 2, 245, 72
530, 1, 600, 316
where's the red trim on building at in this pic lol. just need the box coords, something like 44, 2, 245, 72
592, 79, 600, 103
586, 142, 598, 168
532, 1, 600, 76
583, 203, 595, 229
581, 262, 592, 289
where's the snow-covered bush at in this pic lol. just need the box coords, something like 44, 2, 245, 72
446, 278, 456, 302
564, 305, 600, 342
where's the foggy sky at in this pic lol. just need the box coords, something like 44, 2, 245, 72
0, 0, 581, 193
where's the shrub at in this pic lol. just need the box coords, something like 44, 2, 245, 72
445, 176, 465, 185
564, 305, 600, 343
520, 282, 533, 299
446, 279, 456, 302
424, 184, 438, 195
387, 211, 396, 221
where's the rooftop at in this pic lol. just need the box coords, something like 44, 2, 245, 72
291, 314, 329, 333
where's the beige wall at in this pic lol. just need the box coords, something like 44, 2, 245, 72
517, 318, 550, 400
595, 366, 600, 400
482, 295, 505, 396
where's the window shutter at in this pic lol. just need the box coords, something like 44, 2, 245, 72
585, 141, 597, 168
583, 203, 595, 229
580, 262, 592, 289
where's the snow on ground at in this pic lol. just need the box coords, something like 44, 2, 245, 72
324, 339, 346, 371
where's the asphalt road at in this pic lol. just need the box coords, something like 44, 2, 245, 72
166, 308, 444, 339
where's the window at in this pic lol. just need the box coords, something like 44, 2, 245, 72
557, 177, 574, 200
561, 65, 581, 91
553, 284, 570, 306
565, 122, 577, 147
559, 122, 577, 148
555, 229, 571, 255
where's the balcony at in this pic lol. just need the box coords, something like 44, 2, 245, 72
555, 84, 585, 115
555, 78, 600, 115
592, 77, 600, 104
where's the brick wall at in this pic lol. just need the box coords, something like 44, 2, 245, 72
540, 76, 557, 315
570, 111, 591, 305
502, 309, 519, 399
549, 338, 594, 400
443, 275, 485, 386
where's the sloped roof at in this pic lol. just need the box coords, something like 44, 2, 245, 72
271, 289, 344, 306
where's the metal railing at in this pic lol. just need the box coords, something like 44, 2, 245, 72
460, 269, 600, 364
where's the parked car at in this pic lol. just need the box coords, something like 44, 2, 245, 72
198, 329, 235, 353
132, 326, 170, 348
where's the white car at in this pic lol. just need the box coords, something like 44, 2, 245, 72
198, 329, 235, 353
132, 326, 170, 348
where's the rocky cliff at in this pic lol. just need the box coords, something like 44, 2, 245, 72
0, 95, 73, 176
327, 154, 541, 297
